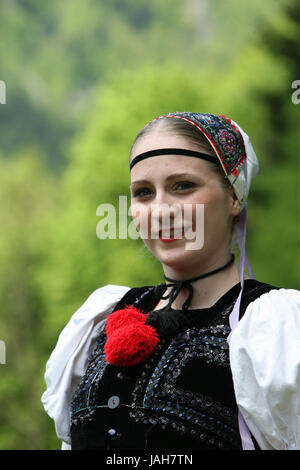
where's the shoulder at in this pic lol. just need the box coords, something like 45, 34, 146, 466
112, 285, 156, 311
41, 284, 132, 444
239, 279, 281, 317
238, 284, 300, 329
230, 286, 300, 449
44, 284, 132, 368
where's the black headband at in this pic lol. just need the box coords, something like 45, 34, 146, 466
129, 148, 219, 171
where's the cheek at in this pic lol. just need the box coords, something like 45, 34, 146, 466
188, 188, 229, 229
181, 203, 202, 232
182, 192, 210, 230
129, 202, 151, 238
203, 191, 231, 232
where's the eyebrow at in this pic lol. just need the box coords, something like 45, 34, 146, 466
130, 172, 198, 187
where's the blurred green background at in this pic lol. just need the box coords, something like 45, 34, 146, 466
0, 0, 299, 450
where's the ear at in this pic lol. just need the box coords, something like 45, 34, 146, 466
229, 188, 241, 217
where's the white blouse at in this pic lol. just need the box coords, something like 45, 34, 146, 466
41, 284, 300, 450
41, 284, 130, 449
229, 287, 300, 450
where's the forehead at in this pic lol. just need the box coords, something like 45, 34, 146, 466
130, 154, 218, 184
131, 131, 201, 156
130, 131, 218, 180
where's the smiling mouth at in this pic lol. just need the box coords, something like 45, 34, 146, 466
157, 227, 185, 241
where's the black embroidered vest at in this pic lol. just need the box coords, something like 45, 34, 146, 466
70, 280, 277, 450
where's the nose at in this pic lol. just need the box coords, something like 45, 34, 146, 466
150, 190, 182, 230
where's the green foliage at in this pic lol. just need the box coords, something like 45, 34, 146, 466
0, 0, 298, 450
0, 0, 294, 170
0, 153, 60, 448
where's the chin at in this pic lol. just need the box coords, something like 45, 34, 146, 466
152, 244, 199, 271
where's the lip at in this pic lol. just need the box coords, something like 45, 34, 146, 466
158, 227, 185, 242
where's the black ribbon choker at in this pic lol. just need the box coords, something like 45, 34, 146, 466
130, 147, 219, 170
155, 254, 235, 313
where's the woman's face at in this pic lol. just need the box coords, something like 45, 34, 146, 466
129, 131, 240, 276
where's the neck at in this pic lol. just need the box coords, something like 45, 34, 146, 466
161, 255, 240, 310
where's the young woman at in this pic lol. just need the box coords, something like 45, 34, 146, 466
42, 112, 300, 450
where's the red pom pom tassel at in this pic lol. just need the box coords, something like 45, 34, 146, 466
104, 305, 159, 367
105, 305, 145, 337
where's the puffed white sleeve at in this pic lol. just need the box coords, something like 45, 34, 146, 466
41, 284, 130, 448
229, 288, 300, 450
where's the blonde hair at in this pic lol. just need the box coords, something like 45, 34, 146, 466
130, 116, 232, 191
